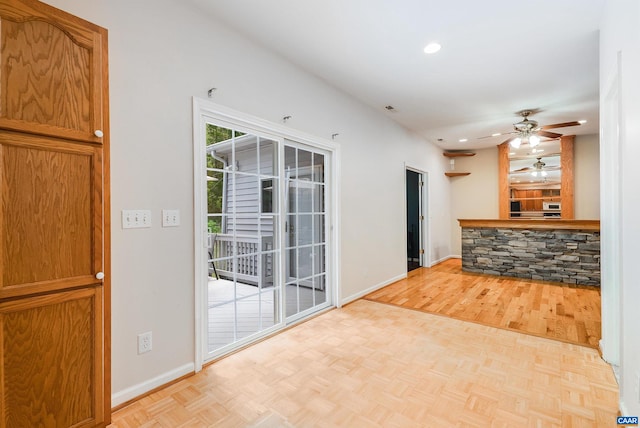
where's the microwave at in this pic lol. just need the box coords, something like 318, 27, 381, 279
543, 201, 561, 210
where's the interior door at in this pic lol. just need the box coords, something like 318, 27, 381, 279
0, 1, 109, 426
406, 169, 422, 271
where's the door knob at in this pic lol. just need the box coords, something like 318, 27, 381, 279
94, 130, 104, 138
95, 272, 105, 280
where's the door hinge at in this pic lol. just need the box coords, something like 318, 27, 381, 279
420, 249, 425, 254
420, 181, 424, 187
420, 215, 425, 220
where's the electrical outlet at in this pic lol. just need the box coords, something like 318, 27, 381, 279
162, 209, 180, 227
122, 210, 152, 229
137, 331, 152, 354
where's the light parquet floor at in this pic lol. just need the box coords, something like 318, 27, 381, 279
109, 299, 618, 427
365, 259, 601, 348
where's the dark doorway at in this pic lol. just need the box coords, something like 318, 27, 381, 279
406, 170, 421, 271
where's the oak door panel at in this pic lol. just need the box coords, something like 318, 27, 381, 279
0, 0, 110, 424
0, 287, 104, 427
0, 132, 102, 299
0, 0, 104, 143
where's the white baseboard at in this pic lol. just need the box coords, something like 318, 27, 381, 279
112, 362, 194, 407
341, 273, 407, 306
433, 254, 459, 265
619, 401, 629, 417
340, 255, 461, 305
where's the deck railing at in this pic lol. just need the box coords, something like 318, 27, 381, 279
209, 234, 274, 286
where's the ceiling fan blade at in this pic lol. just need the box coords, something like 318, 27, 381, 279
476, 131, 516, 140
511, 165, 561, 174
541, 121, 581, 130
538, 130, 562, 139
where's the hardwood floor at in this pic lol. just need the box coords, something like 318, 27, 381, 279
365, 258, 601, 348
109, 299, 617, 427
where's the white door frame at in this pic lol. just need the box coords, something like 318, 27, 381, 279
599, 52, 623, 369
192, 98, 340, 371
405, 165, 431, 268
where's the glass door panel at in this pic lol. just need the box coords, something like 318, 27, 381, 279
284, 144, 329, 321
205, 124, 280, 355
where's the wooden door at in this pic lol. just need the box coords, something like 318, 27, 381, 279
0, 0, 109, 426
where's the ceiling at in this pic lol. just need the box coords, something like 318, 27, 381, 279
187, 0, 604, 150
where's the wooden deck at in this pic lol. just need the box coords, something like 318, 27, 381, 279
208, 279, 326, 351
365, 258, 601, 348
110, 299, 617, 427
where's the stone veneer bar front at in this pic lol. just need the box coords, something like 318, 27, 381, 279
459, 219, 600, 287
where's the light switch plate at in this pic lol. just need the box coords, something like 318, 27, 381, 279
122, 210, 152, 229
162, 209, 180, 227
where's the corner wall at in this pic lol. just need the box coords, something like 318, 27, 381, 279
600, 0, 640, 416
42, 0, 452, 403
449, 147, 500, 255
574, 134, 600, 219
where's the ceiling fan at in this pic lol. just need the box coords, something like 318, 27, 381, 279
502, 109, 583, 149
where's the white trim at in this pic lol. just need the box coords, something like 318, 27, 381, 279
111, 363, 194, 407
339, 254, 457, 306
435, 254, 459, 263
619, 402, 630, 419
340, 273, 407, 306
332, 144, 342, 308
192, 99, 206, 372
193, 98, 339, 152
423, 171, 432, 267
599, 52, 623, 367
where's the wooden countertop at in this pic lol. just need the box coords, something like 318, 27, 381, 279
458, 219, 600, 231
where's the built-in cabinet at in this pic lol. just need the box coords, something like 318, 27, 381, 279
0, 0, 110, 425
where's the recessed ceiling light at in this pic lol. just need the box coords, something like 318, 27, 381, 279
458, 138, 468, 142
578, 119, 587, 124
491, 133, 501, 137
424, 42, 441, 54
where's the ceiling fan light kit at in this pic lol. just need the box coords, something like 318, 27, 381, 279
502, 109, 581, 149
510, 133, 540, 149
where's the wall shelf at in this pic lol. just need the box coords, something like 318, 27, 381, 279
445, 172, 471, 177
443, 152, 476, 158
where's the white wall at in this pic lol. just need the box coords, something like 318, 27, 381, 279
42, 0, 452, 403
574, 134, 600, 219
600, 0, 640, 416
449, 147, 499, 255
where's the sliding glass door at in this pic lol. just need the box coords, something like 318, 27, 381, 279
198, 116, 333, 361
